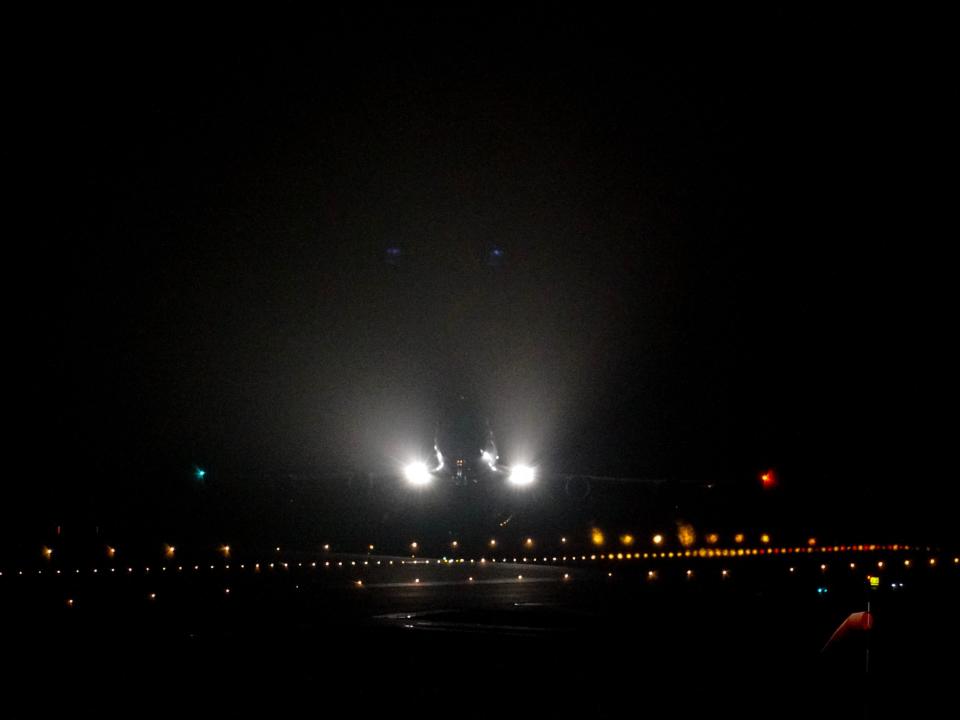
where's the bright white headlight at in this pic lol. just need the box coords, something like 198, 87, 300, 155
404, 462, 432, 485
508, 464, 535, 485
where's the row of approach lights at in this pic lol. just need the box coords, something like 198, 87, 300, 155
10, 553, 957, 611
51, 567, 886, 606
29, 535, 935, 565
13, 546, 960, 607
33, 532, 757, 564
15, 554, 949, 574
14, 546, 954, 577
26, 553, 957, 607
11, 553, 953, 576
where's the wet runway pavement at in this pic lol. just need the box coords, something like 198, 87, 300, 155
4, 548, 958, 718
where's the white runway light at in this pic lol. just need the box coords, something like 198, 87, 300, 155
508, 464, 535, 485
404, 462, 432, 485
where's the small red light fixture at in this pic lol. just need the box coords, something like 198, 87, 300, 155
761, 469, 776, 489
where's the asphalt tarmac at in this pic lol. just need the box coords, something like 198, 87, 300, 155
3, 550, 957, 718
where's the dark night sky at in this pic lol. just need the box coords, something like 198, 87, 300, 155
4, 7, 952, 525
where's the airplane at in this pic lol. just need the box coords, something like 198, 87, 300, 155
402, 395, 535, 488
399, 394, 674, 499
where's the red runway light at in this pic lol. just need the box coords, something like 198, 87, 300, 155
761, 470, 776, 488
